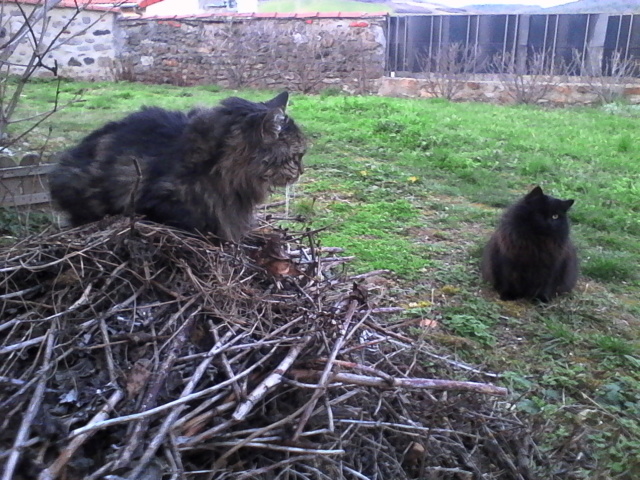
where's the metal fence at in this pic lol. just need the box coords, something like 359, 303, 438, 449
386, 13, 640, 77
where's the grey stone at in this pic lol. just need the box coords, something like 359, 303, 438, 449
20, 153, 41, 166
68, 57, 82, 67
83, 57, 95, 65
97, 57, 114, 67
0, 156, 17, 168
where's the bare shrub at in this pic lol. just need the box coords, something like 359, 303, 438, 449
416, 42, 483, 100
111, 57, 136, 83
274, 26, 331, 94
490, 50, 570, 104
0, 0, 104, 150
572, 49, 639, 104
215, 20, 279, 89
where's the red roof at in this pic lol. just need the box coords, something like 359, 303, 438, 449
7, 0, 164, 10
134, 11, 388, 20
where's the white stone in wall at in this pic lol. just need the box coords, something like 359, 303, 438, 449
5, 5, 117, 81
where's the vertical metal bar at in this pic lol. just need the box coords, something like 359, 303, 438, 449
395, 17, 400, 72
429, 16, 434, 71
625, 14, 634, 59
503, 15, 509, 59
615, 15, 622, 52
583, 13, 591, 70
393, 17, 399, 72
512, 15, 519, 59
404, 15, 409, 71
551, 15, 559, 72
543, 14, 549, 54
466, 14, 471, 46
438, 16, 443, 72
386, 16, 391, 73
475, 15, 480, 72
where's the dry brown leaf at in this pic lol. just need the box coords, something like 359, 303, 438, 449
126, 358, 152, 398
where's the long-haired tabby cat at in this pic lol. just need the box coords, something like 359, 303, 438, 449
481, 186, 578, 302
49, 92, 306, 242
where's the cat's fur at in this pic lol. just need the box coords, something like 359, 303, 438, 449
481, 186, 578, 302
49, 92, 306, 241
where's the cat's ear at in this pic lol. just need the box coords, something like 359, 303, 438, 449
264, 92, 289, 112
526, 186, 544, 199
261, 108, 286, 142
523, 186, 545, 203
562, 199, 575, 211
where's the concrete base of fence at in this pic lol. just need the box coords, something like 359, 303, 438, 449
378, 76, 640, 105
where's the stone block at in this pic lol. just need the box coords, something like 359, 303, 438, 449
97, 57, 113, 67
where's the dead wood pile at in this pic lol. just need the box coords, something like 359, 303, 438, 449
1, 217, 541, 479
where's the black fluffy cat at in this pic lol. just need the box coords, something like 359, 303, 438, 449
49, 92, 307, 242
481, 186, 578, 302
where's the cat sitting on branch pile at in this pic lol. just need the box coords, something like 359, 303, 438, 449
49, 92, 307, 242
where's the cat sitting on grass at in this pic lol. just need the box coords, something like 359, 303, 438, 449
481, 186, 578, 303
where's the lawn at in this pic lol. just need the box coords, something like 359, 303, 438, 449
4, 78, 640, 478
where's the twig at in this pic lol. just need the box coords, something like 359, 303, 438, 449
70, 344, 273, 439
115, 304, 201, 469
289, 371, 508, 396
293, 299, 359, 440
128, 327, 240, 479
38, 389, 126, 480
233, 336, 311, 421
0, 335, 46, 355
2, 331, 55, 480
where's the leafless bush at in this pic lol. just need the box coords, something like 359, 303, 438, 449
111, 57, 136, 83
217, 21, 375, 95
416, 42, 484, 100
572, 49, 639, 104
0, 0, 101, 150
349, 33, 381, 95
215, 20, 279, 89
490, 50, 570, 104
274, 26, 331, 94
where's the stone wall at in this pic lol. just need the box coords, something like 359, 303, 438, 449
117, 14, 387, 94
4, 4, 119, 80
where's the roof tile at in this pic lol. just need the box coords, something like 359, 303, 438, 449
131, 11, 387, 21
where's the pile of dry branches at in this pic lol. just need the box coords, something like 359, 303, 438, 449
1, 216, 542, 479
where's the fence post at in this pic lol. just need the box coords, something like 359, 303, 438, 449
586, 14, 609, 75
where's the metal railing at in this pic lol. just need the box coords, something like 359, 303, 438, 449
386, 13, 640, 77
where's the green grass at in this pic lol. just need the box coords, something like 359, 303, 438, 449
6, 79, 640, 479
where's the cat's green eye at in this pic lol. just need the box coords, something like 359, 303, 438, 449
552, 214, 559, 220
